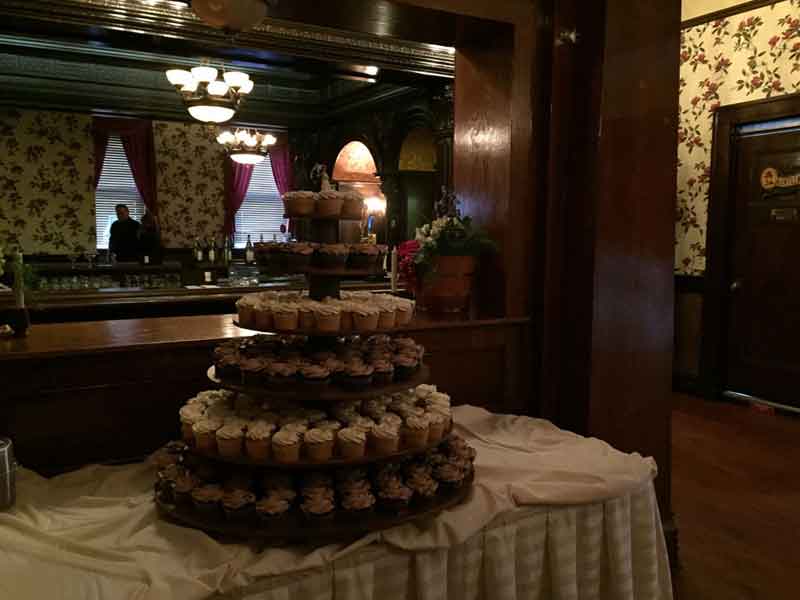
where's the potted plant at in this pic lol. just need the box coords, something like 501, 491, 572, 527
398, 211, 496, 313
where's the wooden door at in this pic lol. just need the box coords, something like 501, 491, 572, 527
727, 125, 800, 407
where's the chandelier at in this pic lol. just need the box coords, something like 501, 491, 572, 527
165, 66, 253, 123
216, 129, 277, 165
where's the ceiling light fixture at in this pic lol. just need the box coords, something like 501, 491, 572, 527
165, 65, 253, 123
216, 128, 277, 164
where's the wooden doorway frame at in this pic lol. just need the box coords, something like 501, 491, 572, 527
703, 93, 800, 398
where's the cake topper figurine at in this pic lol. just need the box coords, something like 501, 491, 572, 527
435, 186, 460, 219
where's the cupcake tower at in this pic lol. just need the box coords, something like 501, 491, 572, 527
255, 190, 384, 299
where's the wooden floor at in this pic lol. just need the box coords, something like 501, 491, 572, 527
671, 394, 800, 600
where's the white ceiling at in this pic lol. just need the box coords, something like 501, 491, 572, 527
682, 0, 757, 21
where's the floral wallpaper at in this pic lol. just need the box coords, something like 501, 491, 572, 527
677, 0, 800, 274
0, 109, 94, 253
153, 120, 227, 247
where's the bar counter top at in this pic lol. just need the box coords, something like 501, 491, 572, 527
0, 313, 531, 361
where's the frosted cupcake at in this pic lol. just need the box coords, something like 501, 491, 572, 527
192, 417, 223, 454
401, 415, 430, 449
337, 427, 367, 459
297, 301, 315, 331
254, 301, 274, 330
343, 362, 374, 390
287, 243, 314, 273
256, 495, 291, 522
427, 412, 449, 443
179, 404, 205, 444
314, 304, 342, 333
316, 244, 349, 269
236, 297, 257, 329
316, 190, 344, 217
370, 423, 401, 456
300, 364, 332, 387
377, 305, 397, 330
337, 301, 355, 332
282, 191, 316, 217
216, 423, 245, 458
272, 428, 302, 463
341, 191, 364, 220
273, 305, 299, 331
395, 299, 415, 326
245, 420, 275, 462
349, 243, 380, 270
352, 304, 380, 332
372, 359, 395, 385
304, 428, 335, 462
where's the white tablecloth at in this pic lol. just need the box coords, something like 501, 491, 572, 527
0, 406, 673, 600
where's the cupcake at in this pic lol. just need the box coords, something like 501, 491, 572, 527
401, 415, 430, 449
380, 412, 403, 430
315, 419, 343, 433
286, 243, 314, 273
395, 299, 415, 326
179, 404, 205, 444
192, 417, 223, 454
369, 423, 400, 456
337, 427, 367, 459
316, 244, 349, 269
282, 191, 316, 217
341, 490, 376, 517
426, 412, 449, 443
352, 305, 380, 332
343, 362, 374, 390
172, 472, 199, 506
316, 191, 344, 217
393, 354, 420, 380
240, 358, 268, 386
301, 493, 335, 520
348, 243, 380, 270
304, 428, 335, 462
377, 306, 397, 330
255, 495, 292, 522
273, 305, 299, 332
245, 420, 275, 462
300, 364, 332, 387
191, 484, 223, 517
341, 192, 364, 220
372, 359, 394, 385
254, 303, 275, 331
434, 463, 465, 490
377, 480, 413, 513
406, 472, 439, 503
216, 423, 245, 459
313, 304, 341, 333
297, 302, 315, 331
221, 489, 257, 521
236, 298, 257, 329
268, 362, 298, 388
272, 429, 302, 463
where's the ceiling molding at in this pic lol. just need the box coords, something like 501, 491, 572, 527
0, 0, 455, 78
681, 0, 778, 29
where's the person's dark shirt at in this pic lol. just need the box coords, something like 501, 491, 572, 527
138, 227, 162, 263
110, 218, 140, 261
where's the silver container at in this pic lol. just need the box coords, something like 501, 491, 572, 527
0, 437, 16, 510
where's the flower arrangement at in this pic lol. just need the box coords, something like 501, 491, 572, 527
398, 215, 495, 294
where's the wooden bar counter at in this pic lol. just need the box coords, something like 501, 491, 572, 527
0, 314, 530, 474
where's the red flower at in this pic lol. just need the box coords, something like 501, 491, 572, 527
751, 77, 763, 87
691, 96, 701, 106
772, 80, 784, 90
710, 101, 721, 112
769, 35, 781, 47
397, 240, 421, 294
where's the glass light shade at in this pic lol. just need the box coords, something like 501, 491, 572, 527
187, 104, 235, 123
216, 130, 236, 144
245, 135, 258, 147
190, 66, 218, 83
364, 65, 379, 76
223, 71, 250, 88
165, 69, 192, 86
235, 129, 250, 143
231, 152, 265, 165
181, 79, 199, 93
207, 80, 230, 96
261, 134, 277, 147
238, 79, 254, 94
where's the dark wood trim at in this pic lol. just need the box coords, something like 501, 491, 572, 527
681, 1, 778, 30
703, 93, 800, 400
675, 273, 705, 294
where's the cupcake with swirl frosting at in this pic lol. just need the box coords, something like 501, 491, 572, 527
304, 428, 335, 462
337, 427, 367, 459
272, 428, 302, 463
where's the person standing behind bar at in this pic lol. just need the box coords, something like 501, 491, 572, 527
138, 211, 162, 264
109, 204, 140, 262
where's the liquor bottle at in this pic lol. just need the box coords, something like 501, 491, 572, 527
245, 235, 255, 264
259, 234, 264, 244
194, 238, 204, 263
207, 237, 216, 263
224, 236, 233, 265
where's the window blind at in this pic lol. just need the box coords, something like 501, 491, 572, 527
234, 156, 287, 248
95, 136, 146, 250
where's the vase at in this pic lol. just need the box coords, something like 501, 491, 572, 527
416, 256, 477, 313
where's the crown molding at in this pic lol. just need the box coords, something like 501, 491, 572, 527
0, 0, 455, 78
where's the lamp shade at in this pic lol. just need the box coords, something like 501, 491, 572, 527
187, 104, 236, 123
165, 69, 192, 86
223, 71, 250, 88
231, 152, 265, 165
192, 0, 267, 32
238, 79, 254, 95
207, 80, 230, 96
216, 130, 236, 144
190, 66, 218, 83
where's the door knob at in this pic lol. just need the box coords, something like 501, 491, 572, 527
730, 279, 743, 292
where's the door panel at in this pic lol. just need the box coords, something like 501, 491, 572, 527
727, 127, 800, 405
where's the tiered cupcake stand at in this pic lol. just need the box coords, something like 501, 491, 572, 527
155, 209, 474, 543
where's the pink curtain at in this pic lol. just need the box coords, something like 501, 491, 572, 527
270, 144, 293, 195
224, 158, 255, 235
92, 117, 159, 215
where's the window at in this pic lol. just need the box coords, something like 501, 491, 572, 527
95, 136, 146, 250
234, 156, 287, 248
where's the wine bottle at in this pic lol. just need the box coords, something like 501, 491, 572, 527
194, 238, 204, 263
207, 237, 216, 263
245, 235, 255, 265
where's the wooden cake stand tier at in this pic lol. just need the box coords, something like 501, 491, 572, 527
185, 426, 452, 470
155, 472, 473, 543
208, 365, 430, 402
233, 320, 411, 338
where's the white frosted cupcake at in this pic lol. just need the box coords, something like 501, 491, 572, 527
304, 428, 335, 462
352, 304, 380, 332
314, 303, 342, 333
370, 423, 400, 456
272, 429, 302, 463
216, 423, 245, 458
337, 427, 367, 459
179, 403, 205, 444
273, 305, 299, 331
401, 415, 430, 449
192, 416, 223, 454
245, 420, 276, 462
